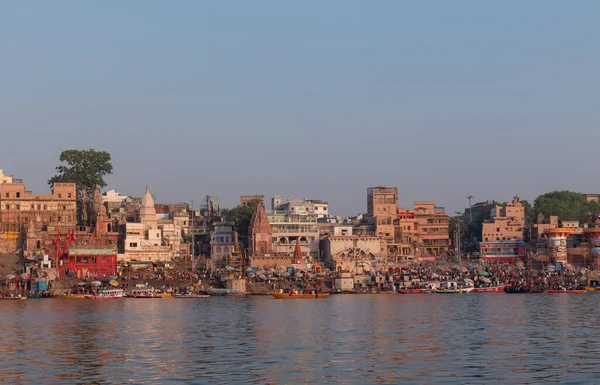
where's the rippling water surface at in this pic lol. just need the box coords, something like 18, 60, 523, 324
2, 294, 600, 384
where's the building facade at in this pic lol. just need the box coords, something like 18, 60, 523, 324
480, 195, 526, 262
271, 195, 328, 220
413, 201, 450, 256
366, 186, 398, 243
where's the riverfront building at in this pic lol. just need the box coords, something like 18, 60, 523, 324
479, 195, 526, 262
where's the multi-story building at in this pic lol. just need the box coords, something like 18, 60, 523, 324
413, 201, 450, 256
210, 224, 241, 270
481, 196, 525, 242
366, 186, 398, 244
390, 209, 417, 256
0, 182, 77, 234
480, 195, 526, 262
271, 195, 328, 220
321, 226, 384, 274
240, 195, 264, 207
0, 169, 14, 185
121, 187, 185, 262
268, 212, 320, 262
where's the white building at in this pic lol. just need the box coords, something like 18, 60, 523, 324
120, 187, 183, 263
102, 189, 129, 204
271, 195, 329, 220
268, 213, 320, 262
321, 226, 385, 274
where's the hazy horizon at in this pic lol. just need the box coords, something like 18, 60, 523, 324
2, 1, 598, 216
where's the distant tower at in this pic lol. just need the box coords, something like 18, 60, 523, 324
293, 239, 303, 264
249, 202, 272, 256
140, 186, 158, 230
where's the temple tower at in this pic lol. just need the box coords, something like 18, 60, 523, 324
249, 202, 272, 256
140, 186, 157, 230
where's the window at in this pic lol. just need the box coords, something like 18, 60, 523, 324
68, 193, 72, 198
16, 192, 20, 198
58, 216, 61, 222
4, 193, 8, 198
16, 205, 20, 210
43, 205, 47, 210
129, 242, 138, 248
58, 194, 62, 198
5, 205, 8, 210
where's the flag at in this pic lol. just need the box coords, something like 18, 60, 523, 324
70, 230, 75, 243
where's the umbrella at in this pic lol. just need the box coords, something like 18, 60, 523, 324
109, 280, 119, 287
479, 271, 489, 276
482, 277, 491, 284
77, 282, 87, 286
6, 275, 15, 280
246, 267, 253, 272
108, 276, 117, 281
91, 281, 102, 287
20, 273, 31, 280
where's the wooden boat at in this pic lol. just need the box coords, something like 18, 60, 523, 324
399, 289, 423, 294
504, 286, 531, 294
0, 296, 26, 300
270, 291, 330, 299
125, 288, 159, 298
584, 286, 597, 291
60, 294, 87, 299
435, 288, 473, 294
472, 285, 506, 293
547, 289, 586, 294
85, 289, 124, 300
173, 294, 210, 298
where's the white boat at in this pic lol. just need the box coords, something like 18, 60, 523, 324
434, 281, 473, 294
85, 289, 124, 300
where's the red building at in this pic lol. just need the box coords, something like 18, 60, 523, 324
58, 248, 117, 278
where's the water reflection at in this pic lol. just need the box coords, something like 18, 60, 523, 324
2, 294, 600, 383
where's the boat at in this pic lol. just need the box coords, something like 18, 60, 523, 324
504, 286, 531, 294
84, 289, 124, 300
125, 288, 159, 298
547, 289, 586, 294
60, 294, 87, 299
472, 285, 506, 293
173, 293, 210, 298
584, 286, 597, 291
398, 289, 423, 294
434, 282, 473, 294
270, 291, 330, 299
0, 296, 26, 300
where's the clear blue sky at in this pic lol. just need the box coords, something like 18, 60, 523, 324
1, 1, 598, 216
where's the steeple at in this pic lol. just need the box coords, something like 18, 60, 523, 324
140, 186, 157, 229
293, 238, 303, 264
249, 202, 272, 256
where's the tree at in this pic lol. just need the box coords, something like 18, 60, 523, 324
222, 200, 259, 250
533, 191, 600, 223
48, 149, 113, 224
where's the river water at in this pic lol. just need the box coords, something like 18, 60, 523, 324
1, 294, 599, 384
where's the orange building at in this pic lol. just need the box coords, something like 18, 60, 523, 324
482, 196, 525, 242
413, 202, 450, 256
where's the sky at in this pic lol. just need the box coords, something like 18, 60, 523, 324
1, 1, 599, 216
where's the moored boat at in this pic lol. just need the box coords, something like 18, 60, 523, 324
270, 291, 329, 299
472, 285, 506, 293
435, 287, 473, 294
398, 289, 423, 294
125, 288, 159, 298
0, 296, 26, 300
547, 289, 586, 294
173, 293, 210, 298
85, 289, 124, 300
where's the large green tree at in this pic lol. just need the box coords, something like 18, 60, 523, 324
48, 149, 113, 224
533, 190, 600, 223
222, 200, 259, 250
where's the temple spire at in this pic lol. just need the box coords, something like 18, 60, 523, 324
293, 239, 303, 264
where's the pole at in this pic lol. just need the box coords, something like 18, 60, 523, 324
466, 195, 474, 223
